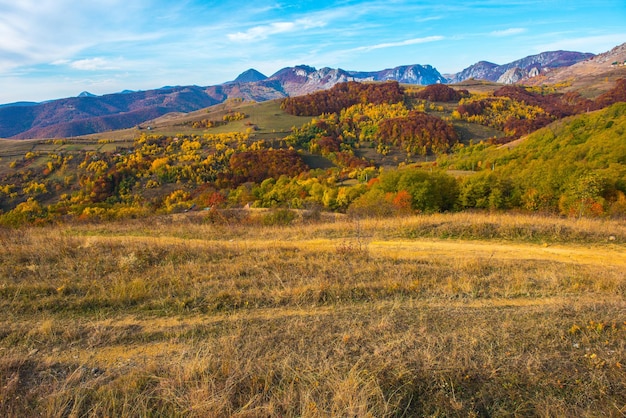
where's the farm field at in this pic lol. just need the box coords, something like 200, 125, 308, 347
1, 212, 625, 416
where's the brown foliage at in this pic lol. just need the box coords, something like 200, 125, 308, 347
470, 80, 626, 139
227, 149, 309, 185
457, 100, 486, 117
457, 85, 603, 139
594, 78, 626, 109
413, 84, 467, 102
493, 85, 591, 118
503, 114, 556, 138
281, 81, 404, 116
334, 151, 369, 168
378, 111, 459, 154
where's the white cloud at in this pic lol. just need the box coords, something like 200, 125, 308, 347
67, 57, 120, 71
227, 18, 327, 42
352, 36, 444, 52
415, 15, 443, 23
0, 0, 155, 72
490, 28, 526, 37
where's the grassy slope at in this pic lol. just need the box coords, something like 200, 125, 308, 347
77, 100, 315, 141
1, 213, 625, 416
441, 102, 626, 179
499, 102, 626, 170
80, 95, 503, 145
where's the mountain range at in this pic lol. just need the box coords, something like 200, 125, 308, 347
1, 44, 624, 140
446, 51, 595, 84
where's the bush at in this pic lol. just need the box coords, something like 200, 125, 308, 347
262, 209, 297, 226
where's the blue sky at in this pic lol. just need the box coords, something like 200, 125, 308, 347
1, 0, 625, 104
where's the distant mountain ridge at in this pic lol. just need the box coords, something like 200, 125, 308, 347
523, 42, 626, 92
448, 50, 594, 84
0, 86, 229, 139
230, 64, 447, 97
0, 47, 615, 139
0, 63, 447, 139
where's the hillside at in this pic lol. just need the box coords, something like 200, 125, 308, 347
0, 86, 229, 139
0, 77, 625, 227
438, 102, 626, 215
1, 45, 618, 140
525, 42, 626, 97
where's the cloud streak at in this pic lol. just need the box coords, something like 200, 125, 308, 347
67, 58, 121, 71
490, 28, 526, 37
227, 18, 327, 42
352, 36, 444, 52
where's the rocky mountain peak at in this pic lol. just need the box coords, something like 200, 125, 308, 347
497, 67, 525, 84
450, 51, 594, 84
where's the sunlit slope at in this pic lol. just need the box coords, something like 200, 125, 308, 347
440, 102, 626, 212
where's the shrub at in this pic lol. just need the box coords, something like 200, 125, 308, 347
262, 209, 297, 225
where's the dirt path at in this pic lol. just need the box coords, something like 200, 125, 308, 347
370, 239, 626, 267
84, 234, 626, 267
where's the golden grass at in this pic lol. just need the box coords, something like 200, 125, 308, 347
1, 212, 625, 416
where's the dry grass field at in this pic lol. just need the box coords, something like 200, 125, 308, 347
1, 212, 625, 417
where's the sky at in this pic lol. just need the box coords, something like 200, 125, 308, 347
0, 0, 625, 104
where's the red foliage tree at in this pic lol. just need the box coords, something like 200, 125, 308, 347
227, 149, 309, 185
414, 84, 467, 102
378, 111, 459, 154
594, 78, 626, 109
334, 152, 368, 168
281, 81, 404, 116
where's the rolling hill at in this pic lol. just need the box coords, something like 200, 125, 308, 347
3, 44, 620, 140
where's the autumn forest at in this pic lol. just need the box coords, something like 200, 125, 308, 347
1, 78, 625, 226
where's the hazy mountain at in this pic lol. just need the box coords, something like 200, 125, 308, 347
0, 101, 39, 109
449, 51, 594, 84
266, 66, 355, 96
447, 61, 499, 84
261, 64, 446, 96
2, 86, 228, 139
352, 64, 447, 85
